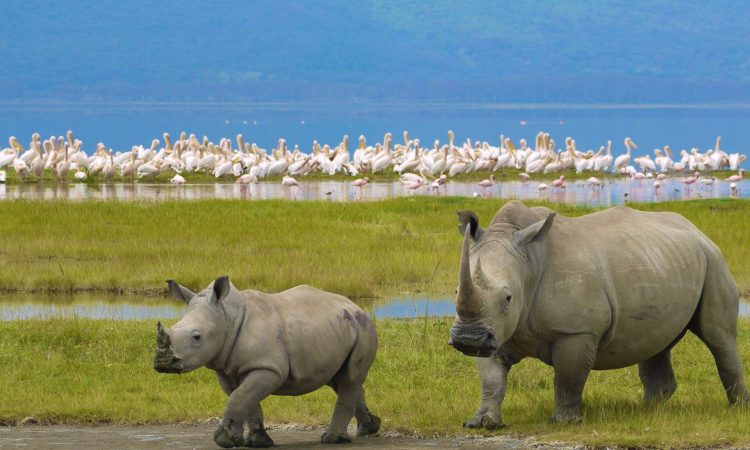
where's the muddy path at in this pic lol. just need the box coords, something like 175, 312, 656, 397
0, 423, 581, 449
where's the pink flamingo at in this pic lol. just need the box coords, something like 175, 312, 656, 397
726, 169, 744, 183
551, 175, 565, 191
587, 176, 602, 189
680, 172, 700, 190
404, 179, 424, 194
351, 176, 369, 198
519, 172, 530, 183
477, 174, 495, 195
631, 172, 646, 182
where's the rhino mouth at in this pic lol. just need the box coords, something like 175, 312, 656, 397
448, 323, 498, 357
153, 351, 184, 373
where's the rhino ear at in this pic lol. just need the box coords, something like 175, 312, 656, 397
209, 276, 231, 305
166, 280, 196, 304
457, 210, 484, 242
513, 213, 555, 248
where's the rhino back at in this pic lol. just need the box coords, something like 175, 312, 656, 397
236, 285, 375, 395
530, 207, 713, 369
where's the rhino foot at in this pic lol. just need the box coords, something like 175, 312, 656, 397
245, 428, 274, 448
548, 413, 582, 425
213, 425, 244, 448
321, 432, 352, 444
356, 413, 381, 437
463, 413, 504, 430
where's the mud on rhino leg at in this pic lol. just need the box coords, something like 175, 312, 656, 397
214, 370, 281, 448
464, 356, 509, 430
550, 334, 597, 424
639, 348, 678, 404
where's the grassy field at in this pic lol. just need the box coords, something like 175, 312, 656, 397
0, 197, 748, 299
1, 317, 749, 448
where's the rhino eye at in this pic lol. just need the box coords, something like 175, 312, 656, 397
191, 331, 201, 343
505, 294, 512, 303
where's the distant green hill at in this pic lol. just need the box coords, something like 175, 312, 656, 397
2, 0, 749, 102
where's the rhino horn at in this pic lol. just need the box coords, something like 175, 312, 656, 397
457, 226, 481, 317
156, 321, 171, 350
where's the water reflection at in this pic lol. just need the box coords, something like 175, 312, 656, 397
0, 177, 746, 206
0, 293, 456, 321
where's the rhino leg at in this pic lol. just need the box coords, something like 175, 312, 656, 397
215, 370, 281, 448
690, 260, 750, 405
322, 383, 360, 444
246, 424, 274, 448
639, 348, 678, 404
550, 334, 597, 424
464, 356, 509, 430
692, 327, 750, 405
355, 394, 380, 437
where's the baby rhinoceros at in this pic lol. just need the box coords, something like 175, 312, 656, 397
153, 276, 380, 448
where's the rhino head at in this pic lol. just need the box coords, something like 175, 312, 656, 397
154, 275, 234, 374
449, 210, 555, 357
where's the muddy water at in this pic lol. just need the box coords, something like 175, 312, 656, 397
0, 176, 746, 206
1, 293, 748, 321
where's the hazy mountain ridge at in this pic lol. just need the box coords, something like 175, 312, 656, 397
3, 0, 750, 102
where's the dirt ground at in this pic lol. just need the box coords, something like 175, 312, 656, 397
0, 423, 582, 449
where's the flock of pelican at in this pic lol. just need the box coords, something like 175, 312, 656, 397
0, 130, 745, 195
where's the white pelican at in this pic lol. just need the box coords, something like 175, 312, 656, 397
614, 137, 636, 171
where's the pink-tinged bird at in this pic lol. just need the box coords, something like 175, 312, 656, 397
477, 174, 495, 194
726, 169, 744, 183
586, 176, 602, 188
538, 183, 549, 192
551, 175, 565, 189
519, 172, 530, 182
281, 176, 300, 187
680, 172, 700, 189
404, 179, 424, 192
351, 177, 369, 187
656, 173, 667, 181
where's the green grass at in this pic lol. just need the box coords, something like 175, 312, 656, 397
1, 317, 749, 448
0, 198, 749, 298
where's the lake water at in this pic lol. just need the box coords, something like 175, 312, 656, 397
0, 176, 745, 206
1, 293, 747, 322
2, 103, 748, 163
0, 293, 456, 321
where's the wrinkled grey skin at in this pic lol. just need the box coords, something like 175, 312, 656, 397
154, 276, 380, 447
450, 200, 749, 428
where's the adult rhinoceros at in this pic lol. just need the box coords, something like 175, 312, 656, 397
153, 276, 380, 447
449, 200, 749, 428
